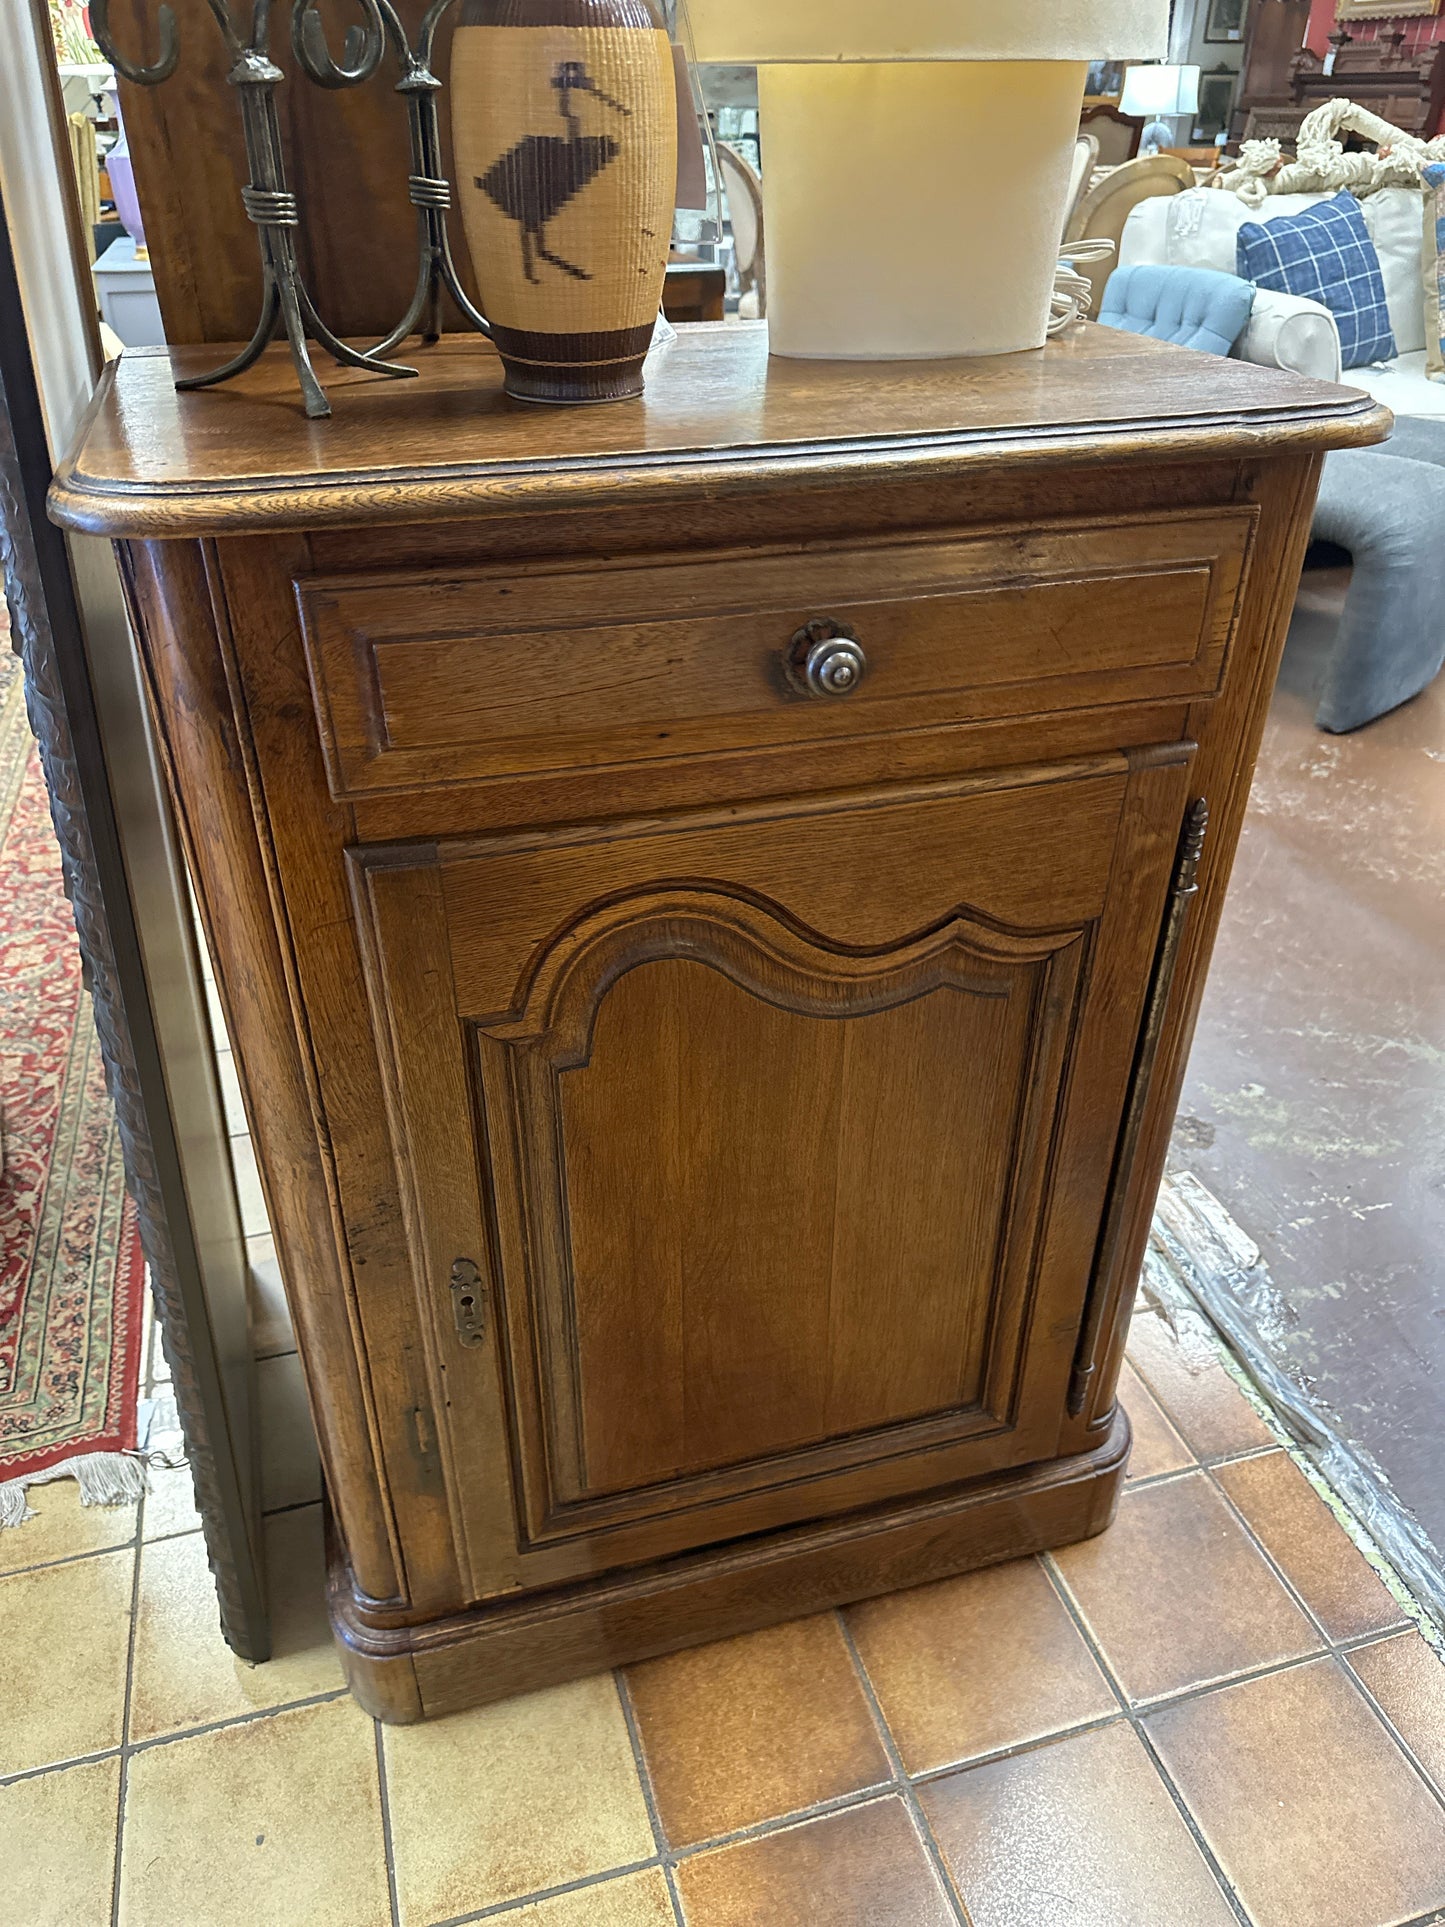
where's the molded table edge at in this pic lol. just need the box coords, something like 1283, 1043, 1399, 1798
48, 356, 1394, 542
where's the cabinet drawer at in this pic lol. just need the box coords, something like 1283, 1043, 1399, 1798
299, 511, 1253, 800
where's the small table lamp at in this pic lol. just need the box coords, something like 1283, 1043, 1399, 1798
686, 0, 1168, 360
1121, 64, 1203, 157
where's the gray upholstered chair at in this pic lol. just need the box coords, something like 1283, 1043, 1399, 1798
1310, 417, 1445, 732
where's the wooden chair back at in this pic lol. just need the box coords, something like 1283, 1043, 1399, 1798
1065, 153, 1197, 317
717, 141, 765, 316
1081, 101, 1145, 167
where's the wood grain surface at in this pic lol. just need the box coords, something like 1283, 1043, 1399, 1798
59, 325, 1389, 1715
49, 325, 1389, 538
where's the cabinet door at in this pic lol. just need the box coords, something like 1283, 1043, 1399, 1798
350, 752, 1192, 1601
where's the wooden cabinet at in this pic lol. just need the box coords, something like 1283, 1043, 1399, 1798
51, 325, 1388, 1721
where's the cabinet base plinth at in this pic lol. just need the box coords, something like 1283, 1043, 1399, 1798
329, 1407, 1131, 1723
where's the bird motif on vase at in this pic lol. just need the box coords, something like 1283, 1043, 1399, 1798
478, 60, 632, 284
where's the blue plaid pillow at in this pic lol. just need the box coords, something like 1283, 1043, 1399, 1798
1236, 191, 1396, 369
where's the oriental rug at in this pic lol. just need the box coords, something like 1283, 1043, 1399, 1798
0, 619, 145, 1525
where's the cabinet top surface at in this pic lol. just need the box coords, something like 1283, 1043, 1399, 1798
49, 323, 1389, 540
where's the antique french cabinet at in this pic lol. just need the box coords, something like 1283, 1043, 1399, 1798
51, 324, 1387, 1720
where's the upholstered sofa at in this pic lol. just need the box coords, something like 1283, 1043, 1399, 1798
1120, 186, 1445, 417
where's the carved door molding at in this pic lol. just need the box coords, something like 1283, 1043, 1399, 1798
351, 753, 1196, 1602
472, 888, 1086, 1538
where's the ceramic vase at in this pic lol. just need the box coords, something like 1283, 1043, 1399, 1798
451, 0, 678, 404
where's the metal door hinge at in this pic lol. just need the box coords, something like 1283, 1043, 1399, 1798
450, 1258, 487, 1347
1068, 797, 1211, 1419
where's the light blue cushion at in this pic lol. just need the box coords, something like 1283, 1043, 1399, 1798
1098, 264, 1254, 357
1236, 190, 1395, 369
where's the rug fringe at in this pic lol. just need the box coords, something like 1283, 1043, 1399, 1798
0, 1451, 150, 1529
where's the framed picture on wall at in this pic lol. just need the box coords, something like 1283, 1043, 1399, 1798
1204, 0, 1247, 42
1197, 68, 1238, 138
1336, 0, 1439, 17
1086, 60, 1126, 99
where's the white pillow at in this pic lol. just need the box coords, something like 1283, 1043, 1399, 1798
1122, 185, 1425, 358
1120, 189, 1325, 277
1359, 188, 1427, 356
1235, 287, 1343, 384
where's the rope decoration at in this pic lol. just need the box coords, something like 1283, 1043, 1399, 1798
1215, 97, 1445, 207
1050, 240, 1116, 336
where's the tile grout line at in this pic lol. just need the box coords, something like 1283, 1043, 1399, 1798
1, 1684, 361, 1797
667, 1781, 910, 1861
612, 1669, 687, 1927
0, 1532, 140, 1583
373, 1720, 402, 1927
1200, 1459, 1410, 1656
833, 1609, 975, 1927
1338, 1655, 1445, 1822
1124, 1440, 1278, 1494
1038, 1552, 1253, 1927
1197, 1462, 1445, 1822
428, 1856, 666, 1926
108, 1470, 148, 1927
123, 1687, 353, 1760
0, 1743, 126, 1790
905, 1710, 1126, 1790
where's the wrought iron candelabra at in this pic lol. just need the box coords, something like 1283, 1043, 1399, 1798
294, 0, 491, 352
91, 0, 419, 418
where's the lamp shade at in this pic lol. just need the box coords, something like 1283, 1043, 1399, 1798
686, 0, 1169, 64
1120, 64, 1202, 120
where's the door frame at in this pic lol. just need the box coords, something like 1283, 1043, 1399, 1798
0, 0, 268, 1658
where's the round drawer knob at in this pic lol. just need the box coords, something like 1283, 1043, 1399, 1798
790, 619, 867, 700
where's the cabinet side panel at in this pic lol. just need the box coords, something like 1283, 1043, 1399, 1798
1058, 452, 1326, 1448
204, 536, 469, 1617
123, 536, 400, 1604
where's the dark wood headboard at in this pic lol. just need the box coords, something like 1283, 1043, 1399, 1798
1278, 30, 1445, 144
104, 0, 482, 343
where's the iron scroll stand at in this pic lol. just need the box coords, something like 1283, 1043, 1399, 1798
293, 0, 491, 353
91, 0, 418, 419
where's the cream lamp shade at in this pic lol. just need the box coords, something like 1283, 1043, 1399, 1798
687, 0, 1169, 360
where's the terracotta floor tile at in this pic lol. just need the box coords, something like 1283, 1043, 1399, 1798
383, 1673, 655, 1923
1126, 1310, 1274, 1459
921, 1722, 1235, 1927
625, 1613, 890, 1846
1051, 1471, 1320, 1704
508, 1869, 676, 1924
1, 1755, 121, 1927
129, 1507, 341, 1741
1119, 1361, 1195, 1482
846, 1557, 1115, 1773
1216, 1452, 1409, 1644
675, 1796, 954, 1927
118, 1696, 389, 1927
0, 1548, 132, 1774
257, 1352, 321, 1512
1350, 1633, 1445, 1797
0, 1480, 136, 1573
1151, 1657, 1445, 1927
